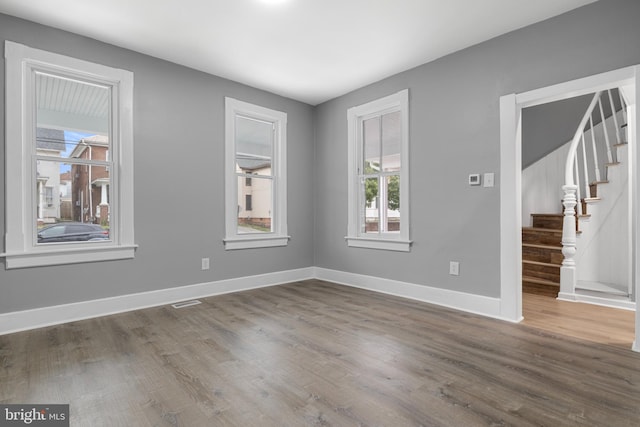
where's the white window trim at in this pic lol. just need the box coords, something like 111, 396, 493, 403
346, 89, 411, 252
2, 41, 136, 268
224, 97, 289, 250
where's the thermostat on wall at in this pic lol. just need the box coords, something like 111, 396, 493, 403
469, 174, 481, 186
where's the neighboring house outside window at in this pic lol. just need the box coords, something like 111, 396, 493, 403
69, 135, 111, 226
346, 89, 411, 252
224, 97, 288, 249
35, 128, 65, 223
2, 41, 135, 268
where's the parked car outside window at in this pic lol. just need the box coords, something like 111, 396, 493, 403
38, 223, 109, 243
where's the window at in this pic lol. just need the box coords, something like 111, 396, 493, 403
44, 187, 54, 207
224, 97, 288, 249
2, 41, 135, 268
346, 89, 411, 251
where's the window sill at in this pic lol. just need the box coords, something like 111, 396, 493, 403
345, 236, 412, 252
1, 244, 138, 269
224, 235, 290, 250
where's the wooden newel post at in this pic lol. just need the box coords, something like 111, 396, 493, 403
560, 184, 577, 296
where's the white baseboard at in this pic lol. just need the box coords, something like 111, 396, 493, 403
0, 266, 516, 335
314, 267, 507, 321
558, 292, 636, 310
0, 267, 315, 335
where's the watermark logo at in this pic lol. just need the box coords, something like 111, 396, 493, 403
0, 405, 68, 426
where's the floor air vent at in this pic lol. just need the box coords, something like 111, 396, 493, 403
171, 300, 202, 309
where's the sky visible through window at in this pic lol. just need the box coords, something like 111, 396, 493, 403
58, 131, 92, 172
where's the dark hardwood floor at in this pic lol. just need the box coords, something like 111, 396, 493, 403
1, 279, 639, 426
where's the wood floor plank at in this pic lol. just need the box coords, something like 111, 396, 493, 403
1, 279, 639, 426
522, 292, 635, 348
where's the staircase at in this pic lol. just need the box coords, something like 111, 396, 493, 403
523, 88, 631, 302
522, 214, 564, 297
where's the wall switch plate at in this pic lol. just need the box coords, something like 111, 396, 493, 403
469, 174, 481, 186
483, 172, 495, 188
201, 258, 210, 270
449, 261, 460, 276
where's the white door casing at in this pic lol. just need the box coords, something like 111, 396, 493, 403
499, 65, 639, 352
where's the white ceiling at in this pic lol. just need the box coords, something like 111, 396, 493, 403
0, 0, 596, 105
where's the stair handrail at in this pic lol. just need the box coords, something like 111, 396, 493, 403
560, 91, 602, 297
564, 91, 602, 187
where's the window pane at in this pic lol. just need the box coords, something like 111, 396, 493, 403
382, 111, 401, 172
363, 116, 380, 173
235, 116, 272, 177
385, 175, 400, 232
35, 72, 110, 158
237, 176, 272, 234
36, 160, 111, 234
34, 72, 112, 241
363, 177, 379, 233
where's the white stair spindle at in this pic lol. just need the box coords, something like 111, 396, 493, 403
619, 88, 628, 126
607, 89, 622, 145
580, 133, 590, 200
597, 97, 613, 164
574, 156, 582, 216
590, 116, 601, 183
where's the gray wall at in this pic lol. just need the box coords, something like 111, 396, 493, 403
0, 14, 315, 313
522, 89, 625, 169
522, 94, 592, 168
314, 0, 640, 298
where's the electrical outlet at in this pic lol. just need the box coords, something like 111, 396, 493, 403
449, 261, 460, 276
201, 257, 210, 270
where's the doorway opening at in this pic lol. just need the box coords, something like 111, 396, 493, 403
499, 65, 639, 351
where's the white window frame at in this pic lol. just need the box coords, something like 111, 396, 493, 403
346, 89, 411, 252
2, 41, 136, 268
224, 97, 289, 250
